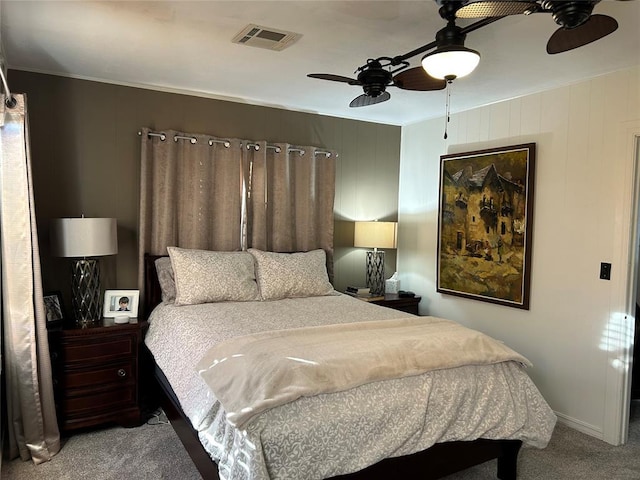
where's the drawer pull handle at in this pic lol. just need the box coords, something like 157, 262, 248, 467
117, 369, 127, 378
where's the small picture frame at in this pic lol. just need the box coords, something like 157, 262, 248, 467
43, 291, 65, 324
103, 289, 139, 318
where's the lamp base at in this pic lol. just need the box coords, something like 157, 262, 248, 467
71, 259, 102, 324
365, 250, 385, 296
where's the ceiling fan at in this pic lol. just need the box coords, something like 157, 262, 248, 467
454, 0, 622, 54
308, 57, 447, 108
307, 0, 487, 108
308, 0, 627, 108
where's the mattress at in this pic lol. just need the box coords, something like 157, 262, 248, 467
144, 293, 556, 480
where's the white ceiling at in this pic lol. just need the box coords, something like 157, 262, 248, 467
2, 1, 639, 126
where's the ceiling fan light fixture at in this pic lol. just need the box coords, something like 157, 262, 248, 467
421, 45, 480, 80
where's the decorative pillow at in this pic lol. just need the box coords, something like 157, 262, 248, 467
155, 256, 176, 304
248, 248, 334, 300
168, 247, 260, 305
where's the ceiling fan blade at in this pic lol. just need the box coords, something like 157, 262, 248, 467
307, 73, 360, 85
546, 14, 618, 54
393, 67, 447, 91
349, 91, 391, 108
455, 1, 541, 18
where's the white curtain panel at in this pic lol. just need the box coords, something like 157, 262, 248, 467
0, 94, 60, 463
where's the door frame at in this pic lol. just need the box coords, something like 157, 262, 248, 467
605, 131, 640, 445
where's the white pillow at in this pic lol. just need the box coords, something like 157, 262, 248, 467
168, 247, 260, 305
155, 257, 176, 304
248, 248, 334, 300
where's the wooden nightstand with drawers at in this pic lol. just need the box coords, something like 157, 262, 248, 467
48, 319, 148, 432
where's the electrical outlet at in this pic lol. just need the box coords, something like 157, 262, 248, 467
600, 262, 611, 280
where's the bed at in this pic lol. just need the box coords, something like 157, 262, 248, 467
142, 248, 556, 480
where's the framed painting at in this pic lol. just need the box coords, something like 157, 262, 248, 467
436, 143, 536, 309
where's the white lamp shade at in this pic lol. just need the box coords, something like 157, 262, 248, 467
354, 221, 397, 249
421, 48, 480, 80
50, 217, 118, 257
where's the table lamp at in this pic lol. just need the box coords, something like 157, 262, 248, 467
354, 221, 397, 295
50, 217, 117, 324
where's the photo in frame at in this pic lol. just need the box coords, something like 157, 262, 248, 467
436, 143, 536, 309
103, 289, 139, 318
43, 291, 65, 324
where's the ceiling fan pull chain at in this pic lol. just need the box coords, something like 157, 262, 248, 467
444, 80, 452, 140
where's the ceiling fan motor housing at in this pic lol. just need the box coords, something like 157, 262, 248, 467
541, 0, 597, 29
357, 65, 392, 98
436, 22, 467, 48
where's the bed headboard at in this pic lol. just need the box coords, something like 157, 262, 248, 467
143, 253, 166, 320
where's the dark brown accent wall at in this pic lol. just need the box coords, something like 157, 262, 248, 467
9, 70, 401, 301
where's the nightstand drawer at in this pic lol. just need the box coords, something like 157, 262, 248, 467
64, 386, 136, 414
64, 361, 134, 389
63, 336, 134, 363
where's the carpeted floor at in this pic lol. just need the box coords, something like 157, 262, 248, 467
2, 405, 639, 480
1, 411, 202, 480
441, 407, 640, 480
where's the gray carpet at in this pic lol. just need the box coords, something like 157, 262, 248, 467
1, 411, 201, 480
3, 405, 640, 480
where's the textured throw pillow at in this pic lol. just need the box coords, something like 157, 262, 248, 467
249, 248, 334, 300
168, 247, 260, 305
155, 256, 176, 304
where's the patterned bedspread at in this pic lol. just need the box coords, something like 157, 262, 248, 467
144, 294, 556, 480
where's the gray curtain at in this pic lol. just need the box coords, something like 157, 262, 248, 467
138, 129, 336, 296
138, 129, 245, 295
1, 94, 60, 463
247, 143, 336, 279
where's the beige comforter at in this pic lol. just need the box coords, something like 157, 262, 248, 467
147, 295, 556, 480
197, 316, 532, 428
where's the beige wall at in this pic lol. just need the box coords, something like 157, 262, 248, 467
399, 66, 640, 444
10, 70, 401, 302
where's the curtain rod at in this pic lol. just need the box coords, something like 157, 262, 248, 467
138, 130, 335, 157
0, 66, 17, 108
245, 143, 314, 156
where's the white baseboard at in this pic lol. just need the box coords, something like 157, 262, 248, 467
555, 411, 604, 441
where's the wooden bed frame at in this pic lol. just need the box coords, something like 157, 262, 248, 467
142, 254, 522, 480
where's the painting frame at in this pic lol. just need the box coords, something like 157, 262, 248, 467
436, 143, 536, 310
43, 291, 66, 325
103, 289, 140, 318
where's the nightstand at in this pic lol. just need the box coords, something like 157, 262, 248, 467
48, 319, 148, 432
370, 293, 422, 315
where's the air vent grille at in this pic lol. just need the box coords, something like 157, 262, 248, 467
232, 24, 302, 51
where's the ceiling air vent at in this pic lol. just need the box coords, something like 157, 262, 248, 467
232, 24, 302, 51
